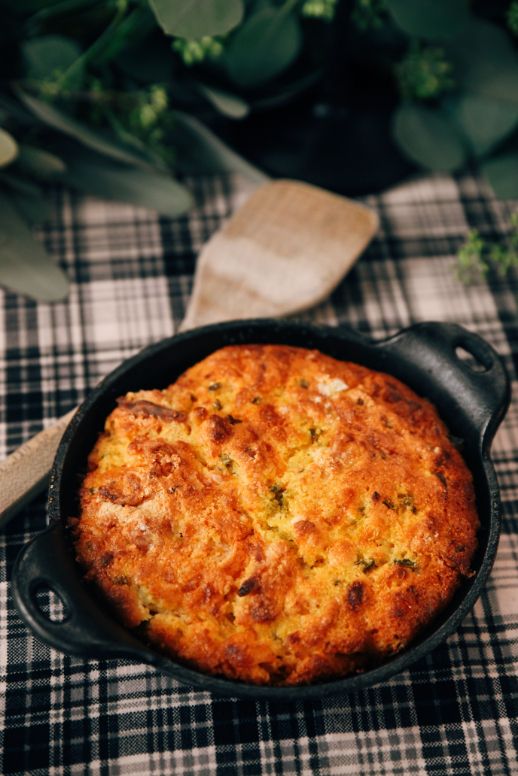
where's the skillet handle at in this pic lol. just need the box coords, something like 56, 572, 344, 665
11, 522, 143, 660
379, 322, 511, 450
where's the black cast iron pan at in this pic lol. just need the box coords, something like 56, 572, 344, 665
11, 319, 511, 700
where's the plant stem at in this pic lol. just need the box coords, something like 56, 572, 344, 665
55, 0, 129, 92
94, 5, 156, 66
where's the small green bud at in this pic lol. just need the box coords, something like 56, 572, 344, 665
455, 220, 518, 285
397, 43, 454, 101
351, 0, 386, 30
139, 104, 157, 129
301, 0, 337, 21
150, 85, 168, 113
172, 35, 224, 66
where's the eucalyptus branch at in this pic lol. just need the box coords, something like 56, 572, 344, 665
456, 213, 518, 284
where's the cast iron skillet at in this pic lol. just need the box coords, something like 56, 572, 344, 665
12, 319, 510, 700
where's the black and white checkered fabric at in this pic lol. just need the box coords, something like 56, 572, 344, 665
1, 173, 517, 775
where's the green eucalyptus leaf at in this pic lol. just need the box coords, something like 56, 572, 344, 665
481, 153, 518, 199
149, 0, 243, 38
386, 0, 469, 40
197, 83, 249, 118
392, 104, 467, 171
59, 146, 193, 217
95, 5, 156, 66
16, 90, 156, 169
17, 145, 66, 179
451, 94, 518, 157
224, 4, 302, 88
0, 128, 18, 168
10, 190, 53, 226
22, 35, 81, 79
171, 110, 268, 184
452, 20, 518, 106
0, 172, 52, 224
0, 191, 68, 302
0, 172, 42, 199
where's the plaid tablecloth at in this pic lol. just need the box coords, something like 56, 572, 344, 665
0, 173, 517, 775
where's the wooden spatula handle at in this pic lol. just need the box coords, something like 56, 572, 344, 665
0, 409, 76, 528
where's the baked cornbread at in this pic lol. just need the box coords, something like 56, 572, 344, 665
72, 344, 478, 685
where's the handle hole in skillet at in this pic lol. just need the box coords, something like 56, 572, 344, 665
455, 345, 491, 373
33, 583, 69, 624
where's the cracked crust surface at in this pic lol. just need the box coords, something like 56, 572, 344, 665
72, 344, 478, 685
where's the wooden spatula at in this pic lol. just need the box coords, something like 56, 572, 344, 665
182, 179, 378, 329
0, 180, 378, 526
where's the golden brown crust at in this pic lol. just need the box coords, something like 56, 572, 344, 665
72, 345, 478, 685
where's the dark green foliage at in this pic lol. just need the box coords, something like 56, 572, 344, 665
1, 0, 518, 300
388, 12, 518, 195
457, 214, 518, 284
223, 2, 303, 89
386, 0, 469, 40
0, 191, 69, 301
149, 0, 244, 39
392, 104, 467, 171
397, 42, 454, 100
508, 1, 518, 36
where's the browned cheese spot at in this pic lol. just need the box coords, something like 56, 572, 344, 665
210, 415, 233, 442
119, 399, 186, 422
250, 599, 276, 623
347, 581, 364, 611
98, 473, 147, 507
